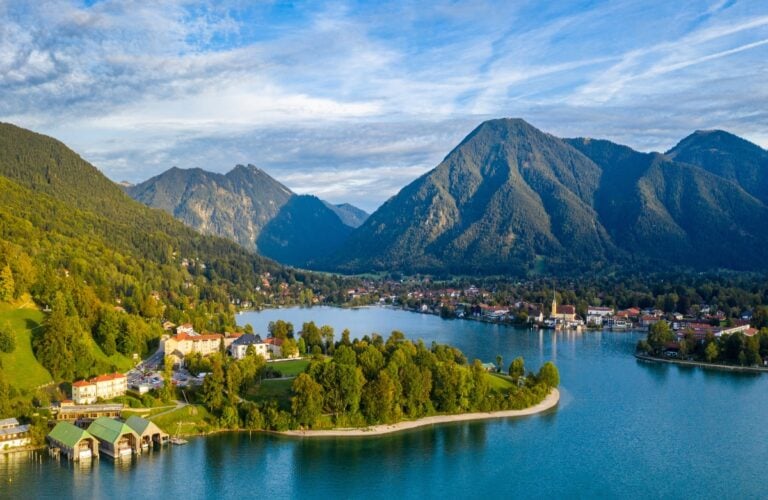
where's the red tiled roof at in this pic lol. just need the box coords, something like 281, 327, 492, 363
559, 305, 576, 315
72, 380, 91, 388
264, 338, 284, 346
90, 373, 126, 383
176, 333, 222, 342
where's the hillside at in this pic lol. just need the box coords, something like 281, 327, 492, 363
0, 122, 344, 390
328, 119, 768, 275
127, 165, 361, 267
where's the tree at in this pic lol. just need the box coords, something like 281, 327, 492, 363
282, 338, 299, 359
0, 322, 16, 353
161, 356, 175, 402
201, 355, 226, 413
647, 321, 674, 352
333, 345, 357, 365
508, 356, 525, 379
220, 405, 240, 429
537, 362, 560, 388
0, 265, 14, 302
320, 325, 334, 354
291, 373, 324, 427
361, 371, 398, 424
269, 320, 294, 340
495, 355, 503, 373
298, 337, 307, 356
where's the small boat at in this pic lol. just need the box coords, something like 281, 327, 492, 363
170, 423, 188, 445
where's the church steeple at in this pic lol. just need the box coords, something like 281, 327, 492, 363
551, 290, 557, 317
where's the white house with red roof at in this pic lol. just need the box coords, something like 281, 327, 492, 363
71, 373, 127, 405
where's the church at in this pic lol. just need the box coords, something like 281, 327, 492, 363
550, 293, 577, 322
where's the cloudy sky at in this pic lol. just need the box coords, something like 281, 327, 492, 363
2, 0, 767, 211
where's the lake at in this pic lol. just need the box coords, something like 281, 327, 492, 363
3, 306, 767, 499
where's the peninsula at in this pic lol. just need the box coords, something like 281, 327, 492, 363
280, 388, 560, 438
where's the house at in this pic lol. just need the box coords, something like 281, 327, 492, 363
87, 417, 141, 458
125, 416, 169, 448
52, 402, 123, 425
264, 337, 293, 359
587, 306, 614, 327
47, 422, 99, 461
71, 373, 128, 405
0, 418, 31, 450
162, 332, 223, 361
229, 333, 269, 360
175, 323, 196, 336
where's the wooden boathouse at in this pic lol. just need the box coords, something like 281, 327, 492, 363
47, 422, 100, 461
86, 417, 141, 458
125, 416, 169, 448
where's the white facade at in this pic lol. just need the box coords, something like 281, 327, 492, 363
0, 418, 31, 449
72, 373, 128, 405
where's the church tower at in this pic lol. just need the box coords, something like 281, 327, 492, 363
551, 290, 557, 318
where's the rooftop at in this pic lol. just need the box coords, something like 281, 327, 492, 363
48, 422, 96, 448
87, 417, 138, 444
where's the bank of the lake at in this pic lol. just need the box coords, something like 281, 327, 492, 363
4, 306, 768, 499
280, 388, 559, 438
635, 353, 768, 373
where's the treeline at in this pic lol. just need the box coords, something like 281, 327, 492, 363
639, 321, 768, 366
386, 272, 768, 323
195, 330, 559, 431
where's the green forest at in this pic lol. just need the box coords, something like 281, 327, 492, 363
190, 327, 558, 432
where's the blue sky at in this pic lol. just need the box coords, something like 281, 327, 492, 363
1, 0, 767, 211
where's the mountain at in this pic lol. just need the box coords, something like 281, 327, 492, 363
127, 166, 360, 267
328, 118, 768, 275
325, 202, 369, 228
666, 129, 768, 205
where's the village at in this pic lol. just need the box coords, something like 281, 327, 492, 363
0, 320, 298, 463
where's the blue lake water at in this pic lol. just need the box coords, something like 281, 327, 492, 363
2, 306, 767, 499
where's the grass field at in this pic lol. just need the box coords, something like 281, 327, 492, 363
246, 378, 293, 410
488, 373, 517, 391
150, 404, 216, 435
268, 358, 310, 377
0, 303, 52, 390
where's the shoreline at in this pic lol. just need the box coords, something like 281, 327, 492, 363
635, 353, 768, 373
277, 388, 559, 438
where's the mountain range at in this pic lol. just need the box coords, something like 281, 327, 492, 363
126, 166, 368, 267
326, 119, 768, 275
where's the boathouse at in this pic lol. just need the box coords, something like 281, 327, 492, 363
125, 416, 169, 448
87, 417, 141, 458
47, 422, 99, 461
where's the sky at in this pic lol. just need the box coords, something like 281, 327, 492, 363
1, 0, 767, 212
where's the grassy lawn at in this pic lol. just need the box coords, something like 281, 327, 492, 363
245, 378, 293, 410
84, 334, 134, 372
0, 303, 52, 390
487, 372, 516, 391
122, 405, 177, 419
268, 358, 310, 377
150, 405, 216, 435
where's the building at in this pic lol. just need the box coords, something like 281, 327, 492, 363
87, 417, 141, 458
47, 422, 99, 461
52, 402, 124, 425
0, 418, 31, 450
176, 323, 196, 336
125, 416, 169, 448
551, 293, 577, 322
71, 373, 128, 404
586, 306, 614, 327
229, 333, 269, 360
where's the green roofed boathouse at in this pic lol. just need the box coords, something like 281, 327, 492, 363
86, 417, 141, 458
125, 416, 169, 449
47, 422, 99, 462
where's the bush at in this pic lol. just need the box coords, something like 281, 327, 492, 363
0, 323, 16, 353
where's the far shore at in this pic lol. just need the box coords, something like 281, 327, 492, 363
635, 353, 768, 374
277, 388, 559, 438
